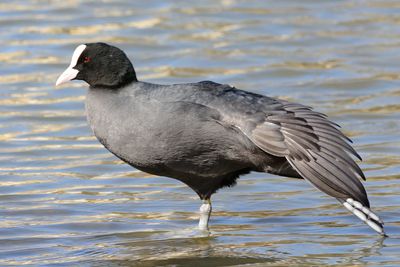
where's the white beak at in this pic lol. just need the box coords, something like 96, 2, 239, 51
55, 44, 87, 86
55, 67, 79, 86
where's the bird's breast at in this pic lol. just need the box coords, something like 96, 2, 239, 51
85, 89, 178, 170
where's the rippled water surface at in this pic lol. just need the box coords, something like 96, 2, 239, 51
1, 0, 400, 266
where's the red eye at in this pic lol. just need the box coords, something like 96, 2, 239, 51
84, 56, 91, 63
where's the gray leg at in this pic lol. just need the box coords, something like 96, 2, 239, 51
198, 198, 212, 231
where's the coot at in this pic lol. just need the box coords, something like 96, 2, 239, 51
56, 43, 386, 236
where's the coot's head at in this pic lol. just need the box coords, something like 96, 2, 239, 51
56, 42, 137, 88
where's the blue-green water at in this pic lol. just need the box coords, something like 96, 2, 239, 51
0, 0, 399, 266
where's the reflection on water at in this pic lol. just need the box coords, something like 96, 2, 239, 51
0, 0, 399, 266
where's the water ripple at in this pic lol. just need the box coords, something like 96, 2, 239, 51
0, 0, 399, 266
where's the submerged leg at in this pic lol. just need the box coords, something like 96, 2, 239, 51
198, 198, 212, 231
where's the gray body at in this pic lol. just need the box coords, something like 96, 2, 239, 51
85, 80, 365, 204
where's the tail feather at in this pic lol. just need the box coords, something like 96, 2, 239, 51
340, 198, 387, 236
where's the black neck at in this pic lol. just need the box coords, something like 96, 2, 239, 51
87, 69, 138, 89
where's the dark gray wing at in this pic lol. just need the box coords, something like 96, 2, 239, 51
248, 100, 369, 207
248, 100, 387, 235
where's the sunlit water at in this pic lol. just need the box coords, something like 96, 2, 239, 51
0, 0, 399, 266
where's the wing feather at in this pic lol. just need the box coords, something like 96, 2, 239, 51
246, 101, 368, 207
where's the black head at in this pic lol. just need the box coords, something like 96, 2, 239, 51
56, 42, 137, 88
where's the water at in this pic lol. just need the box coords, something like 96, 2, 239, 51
0, 0, 399, 266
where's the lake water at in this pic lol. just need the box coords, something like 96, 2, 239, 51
0, 0, 399, 266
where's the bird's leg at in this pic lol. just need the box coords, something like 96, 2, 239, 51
198, 198, 212, 231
